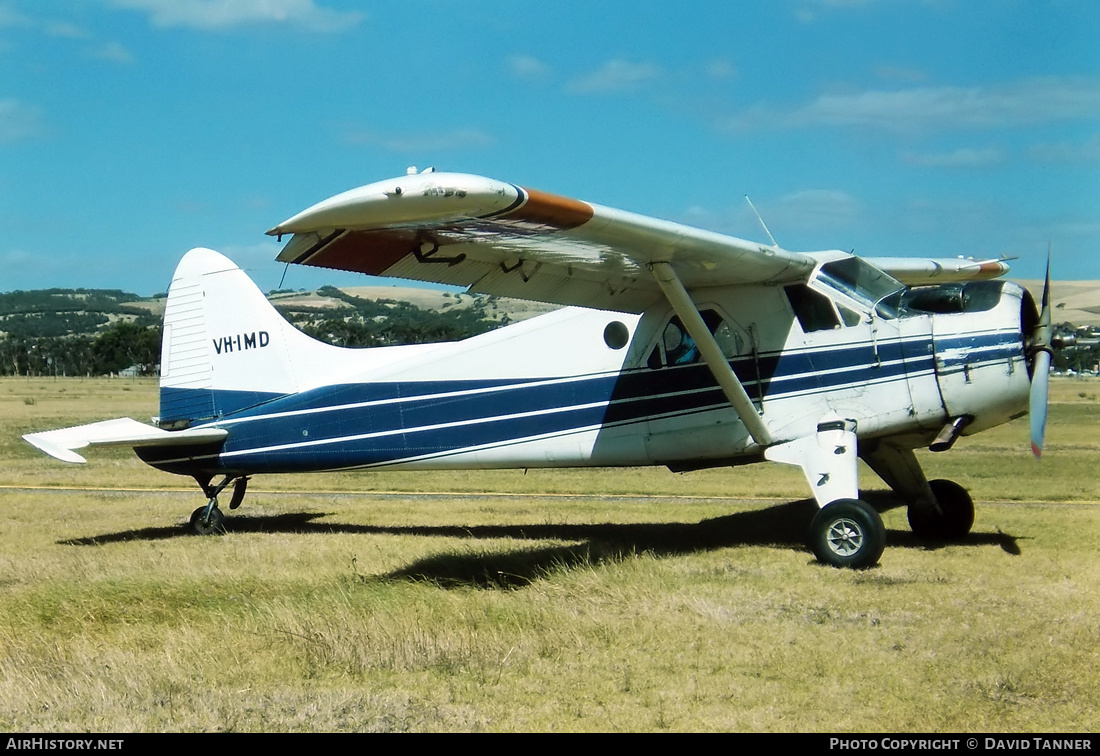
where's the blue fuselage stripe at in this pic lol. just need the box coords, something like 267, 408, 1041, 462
150, 330, 1022, 473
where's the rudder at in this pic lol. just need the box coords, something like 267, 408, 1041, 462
158, 248, 325, 426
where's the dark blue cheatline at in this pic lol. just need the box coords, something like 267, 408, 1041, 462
148, 330, 1021, 474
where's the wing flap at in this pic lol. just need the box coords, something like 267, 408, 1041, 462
23, 418, 228, 464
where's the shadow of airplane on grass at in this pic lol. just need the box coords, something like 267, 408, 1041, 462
60, 494, 1022, 588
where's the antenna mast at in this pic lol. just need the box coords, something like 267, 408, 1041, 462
744, 195, 779, 248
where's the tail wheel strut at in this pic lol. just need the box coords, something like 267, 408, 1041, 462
188, 475, 249, 535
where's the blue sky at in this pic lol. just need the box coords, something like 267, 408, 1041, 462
2, 0, 1098, 295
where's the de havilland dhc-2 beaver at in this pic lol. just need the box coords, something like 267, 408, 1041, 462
24, 169, 1063, 568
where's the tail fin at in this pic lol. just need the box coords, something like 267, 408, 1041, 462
159, 248, 345, 426
24, 248, 353, 461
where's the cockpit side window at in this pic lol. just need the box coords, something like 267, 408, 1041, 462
785, 284, 841, 332
647, 309, 744, 368
816, 257, 904, 319
838, 304, 863, 327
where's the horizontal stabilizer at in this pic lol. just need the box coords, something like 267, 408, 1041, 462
23, 418, 228, 464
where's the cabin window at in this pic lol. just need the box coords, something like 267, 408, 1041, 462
816, 257, 904, 319
647, 309, 742, 368
603, 320, 630, 349
785, 284, 841, 332
838, 304, 863, 327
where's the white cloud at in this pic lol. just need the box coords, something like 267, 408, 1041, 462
901, 147, 1005, 168
44, 21, 90, 39
1030, 134, 1100, 164
0, 247, 34, 267
88, 41, 135, 64
874, 65, 928, 85
705, 59, 737, 81
109, 0, 364, 33
344, 128, 494, 153
775, 190, 863, 230
567, 59, 662, 94
725, 77, 1100, 133
0, 99, 43, 143
507, 55, 551, 82
795, 0, 872, 23
0, 5, 32, 29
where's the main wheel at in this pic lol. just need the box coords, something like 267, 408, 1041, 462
907, 479, 974, 541
810, 498, 886, 569
189, 505, 226, 536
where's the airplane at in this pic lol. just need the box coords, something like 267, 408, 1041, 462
23, 168, 1060, 569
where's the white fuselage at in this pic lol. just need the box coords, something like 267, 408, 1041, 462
142, 258, 1033, 479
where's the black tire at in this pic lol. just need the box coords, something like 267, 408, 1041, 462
907, 479, 974, 541
810, 498, 886, 569
189, 505, 226, 536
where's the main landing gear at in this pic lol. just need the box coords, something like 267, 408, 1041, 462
804, 471, 976, 568
188, 475, 249, 535
907, 479, 975, 541
768, 420, 978, 569
805, 477, 975, 569
809, 498, 886, 569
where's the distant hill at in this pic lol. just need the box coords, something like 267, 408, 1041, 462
3, 280, 1099, 376
5, 279, 1100, 339
0, 286, 558, 341
0, 289, 160, 339
1014, 280, 1100, 328
0, 284, 558, 376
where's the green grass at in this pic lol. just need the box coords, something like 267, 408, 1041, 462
1, 376, 1098, 731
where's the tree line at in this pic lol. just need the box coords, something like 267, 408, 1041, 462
1, 321, 162, 377
0, 288, 162, 376
13, 284, 1093, 378
279, 286, 507, 348
0, 286, 511, 377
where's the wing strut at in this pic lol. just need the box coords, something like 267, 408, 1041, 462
648, 262, 774, 447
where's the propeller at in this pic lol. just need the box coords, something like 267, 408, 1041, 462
1029, 249, 1054, 458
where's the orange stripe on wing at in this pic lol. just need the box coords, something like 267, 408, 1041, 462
977, 261, 1010, 278
506, 187, 594, 231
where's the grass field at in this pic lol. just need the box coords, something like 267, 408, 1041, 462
1, 376, 1098, 732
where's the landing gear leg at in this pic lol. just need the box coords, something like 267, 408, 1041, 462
187, 475, 245, 536
765, 415, 885, 568
860, 442, 975, 541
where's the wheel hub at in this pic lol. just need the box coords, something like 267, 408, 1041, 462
825, 517, 864, 556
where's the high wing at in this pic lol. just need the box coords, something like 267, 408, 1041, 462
268, 171, 1008, 311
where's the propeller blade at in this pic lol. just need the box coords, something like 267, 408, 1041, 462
1029, 349, 1051, 458
1029, 247, 1053, 459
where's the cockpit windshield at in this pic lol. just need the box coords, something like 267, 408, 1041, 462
816, 257, 906, 319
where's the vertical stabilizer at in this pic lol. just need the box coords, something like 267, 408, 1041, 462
158, 248, 340, 426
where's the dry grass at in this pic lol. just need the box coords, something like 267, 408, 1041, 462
1, 376, 1098, 732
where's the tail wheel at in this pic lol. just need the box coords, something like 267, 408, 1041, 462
810, 498, 886, 569
908, 479, 974, 541
189, 505, 226, 536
